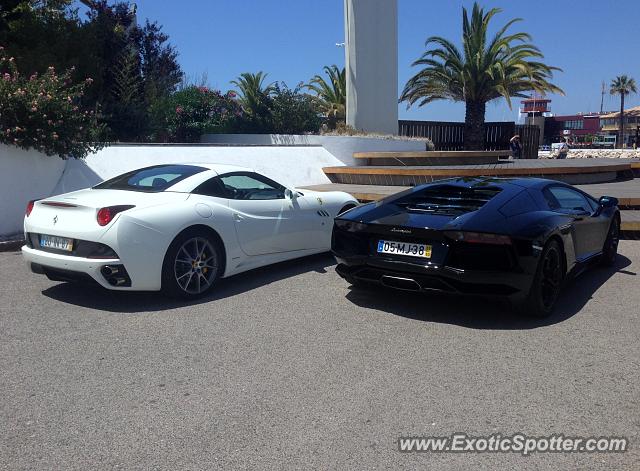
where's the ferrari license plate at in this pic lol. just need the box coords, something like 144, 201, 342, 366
377, 240, 431, 258
40, 234, 73, 252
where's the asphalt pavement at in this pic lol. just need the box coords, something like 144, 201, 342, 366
1, 243, 639, 470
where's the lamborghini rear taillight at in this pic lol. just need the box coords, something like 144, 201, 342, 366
96, 205, 135, 226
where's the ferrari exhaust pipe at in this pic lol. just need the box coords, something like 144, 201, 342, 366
100, 264, 131, 287
101, 265, 120, 276
107, 277, 127, 286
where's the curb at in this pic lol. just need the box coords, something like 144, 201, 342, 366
0, 240, 24, 252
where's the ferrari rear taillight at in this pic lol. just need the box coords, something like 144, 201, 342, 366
445, 231, 512, 245
96, 205, 135, 226
26, 200, 37, 217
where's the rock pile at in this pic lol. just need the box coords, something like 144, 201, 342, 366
540, 149, 640, 159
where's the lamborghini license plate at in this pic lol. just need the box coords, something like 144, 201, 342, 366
377, 240, 431, 258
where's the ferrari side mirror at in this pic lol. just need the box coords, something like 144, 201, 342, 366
285, 188, 298, 200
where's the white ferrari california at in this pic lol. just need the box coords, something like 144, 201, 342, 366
22, 163, 358, 297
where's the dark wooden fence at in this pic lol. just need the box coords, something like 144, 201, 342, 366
399, 120, 466, 150
515, 124, 540, 159
398, 120, 540, 159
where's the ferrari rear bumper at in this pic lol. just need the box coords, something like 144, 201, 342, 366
22, 246, 133, 290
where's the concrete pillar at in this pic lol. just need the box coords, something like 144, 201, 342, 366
526, 115, 546, 146
344, 0, 398, 135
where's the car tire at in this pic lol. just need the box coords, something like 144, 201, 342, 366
517, 239, 564, 318
600, 217, 620, 267
162, 229, 222, 298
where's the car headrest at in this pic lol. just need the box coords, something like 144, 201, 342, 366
151, 177, 167, 188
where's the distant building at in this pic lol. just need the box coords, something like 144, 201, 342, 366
521, 98, 552, 116
519, 96, 639, 147
544, 113, 604, 145
520, 98, 551, 146
599, 106, 640, 147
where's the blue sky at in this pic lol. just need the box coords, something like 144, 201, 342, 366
98, 0, 640, 122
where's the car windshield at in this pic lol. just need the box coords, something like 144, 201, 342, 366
394, 185, 502, 215
94, 165, 207, 192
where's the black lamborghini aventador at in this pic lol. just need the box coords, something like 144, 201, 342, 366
332, 177, 620, 317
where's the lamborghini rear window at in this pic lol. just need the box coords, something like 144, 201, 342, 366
94, 165, 207, 192
394, 185, 502, 215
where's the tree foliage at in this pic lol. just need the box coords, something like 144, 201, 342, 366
610, 75, 637, 148
229, 72, 322, 135
400, 2, 562, 149
305, 65, 345, 129
0, 0, 183, 143
269, 83, 322, 134
0, 48, 104, 158
231, 71, 274, 133
150, 86, 241, 142
610, 75, 637, 97
0, 1, 326, 146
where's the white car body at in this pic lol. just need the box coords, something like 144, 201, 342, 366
22, 163, 358, 292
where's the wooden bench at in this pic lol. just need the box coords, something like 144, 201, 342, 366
353, 150, 512, 166
323, 159, 633, 186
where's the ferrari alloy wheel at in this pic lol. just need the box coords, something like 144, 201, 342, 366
519, 239, 564, 318
600, 217, 620, 267
162, 230, 221, 298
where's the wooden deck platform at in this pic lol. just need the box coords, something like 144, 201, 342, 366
302, 178, 640, 231
323, 159, 638, 186
304, 179, 640, 206
621, 210, 640, 230
353, 150, 511, 166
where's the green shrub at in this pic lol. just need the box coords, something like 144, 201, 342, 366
0, 48, 104, 159
269, 83, 321, 134
231, 81, 321, 135
150, 86, 241, 142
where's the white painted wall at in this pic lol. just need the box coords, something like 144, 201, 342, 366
78, 144, 340, 188
0, 144, 66, 238
0, 143, 344, 237
2, 136, 427, 238
201, 133, 426, 165
344, 0, 398, 134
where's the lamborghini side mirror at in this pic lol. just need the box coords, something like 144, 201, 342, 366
599, 196, 618, 208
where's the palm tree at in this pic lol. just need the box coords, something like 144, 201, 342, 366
305, 65, 346, 129
231, 71, 275, 128
610, 75, 637, 148
400, 2, 563, 150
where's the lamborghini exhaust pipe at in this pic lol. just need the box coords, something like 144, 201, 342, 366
380, 275, 421, 291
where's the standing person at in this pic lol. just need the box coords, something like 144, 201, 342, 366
556, 139, 569, 159
510, 134, 522, 159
